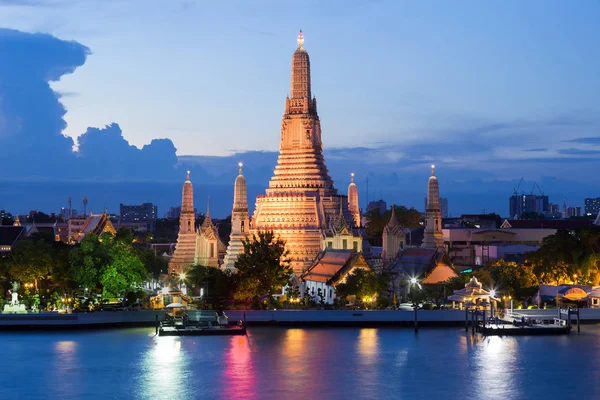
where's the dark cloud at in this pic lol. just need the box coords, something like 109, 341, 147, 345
559, 148, 600, 156
524, 148, 547, 152
0, 29, 182, 182
563, 137, 600, 145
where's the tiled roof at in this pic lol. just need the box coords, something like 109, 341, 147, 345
0, 226, 26, 246
385, 248, 456, 279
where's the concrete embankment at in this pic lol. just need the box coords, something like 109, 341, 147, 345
1, 308, 599, 330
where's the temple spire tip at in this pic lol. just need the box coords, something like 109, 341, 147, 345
297, 29, 304, 48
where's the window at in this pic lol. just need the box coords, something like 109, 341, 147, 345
327, 241, 332, 248
241, 221, 245, 233
187, 220, 191, 232
329, 289, 332, 298
210, 243, 214, 258
353, 241, 358, 251
343, 239, 348, 249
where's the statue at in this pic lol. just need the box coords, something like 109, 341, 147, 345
10, 281, 19, 306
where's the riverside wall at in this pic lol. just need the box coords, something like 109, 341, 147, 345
1, 308, 599, 329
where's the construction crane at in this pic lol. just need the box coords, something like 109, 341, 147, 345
513, 177, 524, 196
532, 182, 544, 196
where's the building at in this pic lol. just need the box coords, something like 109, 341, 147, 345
444, 227, 557, 267
381, 206, 405, 261
422, 165, 444, 249
509, 194, 549, 218
0, 226, 26, 253
297, 249, 371, 305
425, 197, 448, 218
448, 276, 497, 310
585, 198, 600, 216
549, 203, 560, 217
169, 171, 197, 274
322, 206, 363, 252
119, 203, 157, 232
567, 206, 582, 218
250, 31, 361, 275
195, 204, 227, 268
70, 213, 117, 243
500, 219, 592, 229
222, 163, 251, 271
367, 200, 387, 214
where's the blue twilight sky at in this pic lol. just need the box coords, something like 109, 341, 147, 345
0, 0, 599, 217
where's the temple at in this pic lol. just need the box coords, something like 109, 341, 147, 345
422, 165, 444, 249
347, 173, 360, 227
195, 201, 227, 268
251, 30, 360, 274
222, 162, 251, 271
381, 205, 405, 261
169, 171, 197, 274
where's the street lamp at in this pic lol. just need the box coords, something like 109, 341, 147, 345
408, 276, 421, 333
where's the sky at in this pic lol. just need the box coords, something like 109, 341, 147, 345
0, 0, 599, 217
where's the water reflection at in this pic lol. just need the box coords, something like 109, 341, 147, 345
52, 340, 80, 398
282, 329, 306, 376
221, 336, 256, 400
472, 336, 519, 399
139, 337, 188, 398
357, 328, 379, 365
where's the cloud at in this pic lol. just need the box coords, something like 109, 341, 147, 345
563, 137, 600, 145
524, 148, 547, 152
559, 148, 600, 156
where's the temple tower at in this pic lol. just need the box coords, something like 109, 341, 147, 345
422, 165, 444, 249
168, 171, 197, 274
382, 205, 404, 260
223, 163, 251, 271
348, 173, 360, 227
251, 31, 354, 274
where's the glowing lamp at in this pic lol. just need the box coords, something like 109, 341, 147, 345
489, 289, 496, 298
179, 273, 186, 280
410, 277, 418, 285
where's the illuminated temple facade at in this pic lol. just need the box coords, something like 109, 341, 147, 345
251, 31, 361, 275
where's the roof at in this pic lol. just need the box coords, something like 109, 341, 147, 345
301, 249, 370, 285
501, 219, 593, 229
385, 248, 457, 279
76, 214, 116, 242
0, 226, 26, 247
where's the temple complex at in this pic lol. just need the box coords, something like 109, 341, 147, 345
223, 163, 250, 271
169, 171, 197, 274
422, 165, 444, 249
251, 31, 359, 275
347, 173, 360, 227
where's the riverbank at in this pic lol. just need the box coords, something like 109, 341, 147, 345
1, 308, 600, 330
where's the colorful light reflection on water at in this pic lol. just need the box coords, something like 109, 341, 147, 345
2, 327, 600, 399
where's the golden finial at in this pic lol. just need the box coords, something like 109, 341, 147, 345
238, 162, 243, 175
431, 164, 435, 176
351, 172, 355, 183
186, 170, 191, 180
297, 30, 304, 48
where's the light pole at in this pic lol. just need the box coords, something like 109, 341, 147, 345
409, 277, 421, 333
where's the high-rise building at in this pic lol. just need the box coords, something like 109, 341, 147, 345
250, 31, 359, 275
509, 194, 549, 218
584, 198, 600, 216
422, 165, 444, 249
566, 206, 582, 218
120, 202, 158, 222
223, 163, 251, 271
367, 200, 387, 214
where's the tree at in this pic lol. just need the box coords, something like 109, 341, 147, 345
5, 238, 53, 290
69, 234, 109, 292
99, 239, 146, 298
336, 268, 388, 302
365, 206, 421, 246
184, 264, 235, 301
233, 231, 292, 300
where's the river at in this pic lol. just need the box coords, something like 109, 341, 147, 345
2, 326, 599, 399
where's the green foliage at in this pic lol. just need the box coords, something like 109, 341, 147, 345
486, 259, 538, 297
234, 231, 292, 300
4, 238, 53, 289
336, 268, 388, 301
184, 264, 235, 301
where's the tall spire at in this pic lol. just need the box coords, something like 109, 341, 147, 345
223, 163, 250, 271
291, 30, 311, 100
423, 164, 444, 249
168, 170, 197, 274
348, 172, 360, 227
